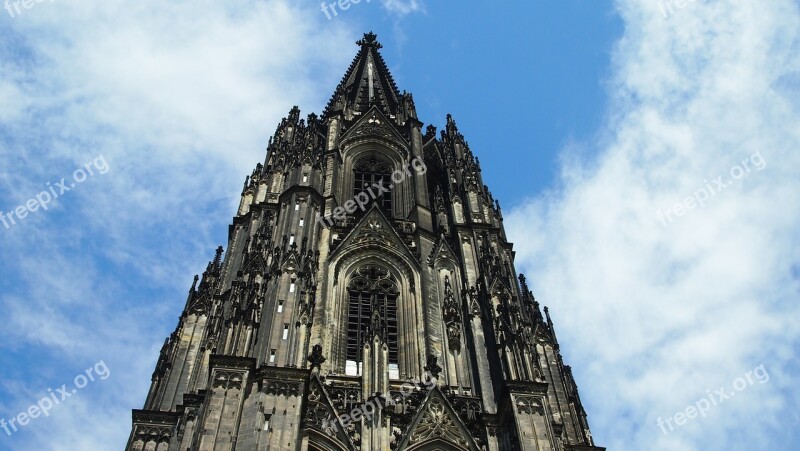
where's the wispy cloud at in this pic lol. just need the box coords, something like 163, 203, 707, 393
0, 1, 356, 449
506, 0, 800, 449
381, 0, 425, 16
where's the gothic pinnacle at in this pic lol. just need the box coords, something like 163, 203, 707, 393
212, 246, 224, 269
356, 31, 382, 49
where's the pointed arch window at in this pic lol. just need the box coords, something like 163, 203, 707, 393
353, 157, 393, 214
345, 264, 399, 377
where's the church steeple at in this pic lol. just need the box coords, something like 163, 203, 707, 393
126, 32, 604, 451
324, 32, 402, 118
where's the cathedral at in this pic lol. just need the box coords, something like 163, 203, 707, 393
126, 32, 604, 451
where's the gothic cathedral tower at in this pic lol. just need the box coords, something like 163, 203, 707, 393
126, 33, 604, 451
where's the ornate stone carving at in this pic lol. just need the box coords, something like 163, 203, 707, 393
127, 32, 603, 451
131, 425, 173, 447
212, 370, 244, 390
442, 275, 463, 352
308, 344, 326, 372
515, 396, 546, 415
407, 397, 469, 448
264, 380, 301, 397
424, 354, 442, 379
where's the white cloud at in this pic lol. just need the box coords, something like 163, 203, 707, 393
506, 0, 800, 449
2, 0, 796, 449
0, 0, 430, 445
0, 1, 358, 448
381, 0, 425, 16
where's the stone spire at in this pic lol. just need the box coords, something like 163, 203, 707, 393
125, 32, 604, 451
324, 32, 402, 117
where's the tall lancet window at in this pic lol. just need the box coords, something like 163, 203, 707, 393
345, 264, 399, 378
353, 157, 393, 214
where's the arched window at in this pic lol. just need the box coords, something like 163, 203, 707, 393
353, 157, 393, 214
345, 264, 399, 377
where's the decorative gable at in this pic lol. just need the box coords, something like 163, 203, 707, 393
330, 205, 414, 260
427, 234, 459, 267
398, 388, 480, 451
303, 376, 356, 449
340, 106, 408, 149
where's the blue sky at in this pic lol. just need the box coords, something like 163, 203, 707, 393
346, 0, 623, 206
1, 1, 799, 450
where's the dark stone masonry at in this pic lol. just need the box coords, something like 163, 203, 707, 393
126, 32, 604, 451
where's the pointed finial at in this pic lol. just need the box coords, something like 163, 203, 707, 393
213, 246, 224, 268
425, 124, 437, 139
356, 31, 382, 49
308, 344, 326, 373
424, 354, 442, 379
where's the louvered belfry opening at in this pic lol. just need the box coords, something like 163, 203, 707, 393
345, 264, 399, 376
353, 157, 393, 214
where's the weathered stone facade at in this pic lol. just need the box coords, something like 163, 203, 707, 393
126, 32, 604, 451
